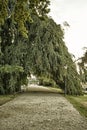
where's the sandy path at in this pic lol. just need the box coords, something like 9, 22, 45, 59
0, 91, 87, 130
26, 84, 62, 93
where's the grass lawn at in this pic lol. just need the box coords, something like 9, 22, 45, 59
0, 95, 15, 106
66, 94, 87, 118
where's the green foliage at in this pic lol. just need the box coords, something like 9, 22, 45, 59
78, 49, 87, 83
82, 50, 87, 63
0, 0, 50, 38
13, 0, 31, 38
29, 0, 50, 16
39, 77, 56, 87
0, 65, 24, 73
0, 19, 29, 94
0, 65, 24, 94
0, 1, 82, 95
65, 67, 82, 95
0, 34, 29, 94
0, 0, 8, 25
0, 0, 50, 95
27, 15, 82, 95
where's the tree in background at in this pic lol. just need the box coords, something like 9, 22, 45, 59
78, 48, 87, 83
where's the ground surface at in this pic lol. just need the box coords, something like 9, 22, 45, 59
0, 86, 87, 130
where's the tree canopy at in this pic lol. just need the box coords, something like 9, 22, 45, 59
0, 0, 50, 37
0, 0, 83, 95
0, 0, 50, 94
27, 15, 82, 95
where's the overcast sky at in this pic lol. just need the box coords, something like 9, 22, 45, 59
49, 0, 87, 59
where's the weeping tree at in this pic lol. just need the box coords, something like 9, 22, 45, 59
0, 0, 50, 94
0, 0, 82, 95
27, 15, 82, 95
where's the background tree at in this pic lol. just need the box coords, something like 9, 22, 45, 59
78, 48, 87, 83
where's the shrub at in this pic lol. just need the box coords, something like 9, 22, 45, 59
39, 77, 56, 87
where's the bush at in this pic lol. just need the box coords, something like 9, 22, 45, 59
39, 77, 56, 87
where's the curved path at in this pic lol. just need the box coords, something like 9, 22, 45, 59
0, 87, 87, 130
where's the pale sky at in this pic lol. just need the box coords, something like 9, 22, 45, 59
49, 0, 87, 59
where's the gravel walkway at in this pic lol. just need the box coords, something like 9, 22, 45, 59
0, 92, 87, 130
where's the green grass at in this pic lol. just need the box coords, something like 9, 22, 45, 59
49, 87, 64, 93
66, 95, 87, 118
0, 95, 15, 106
